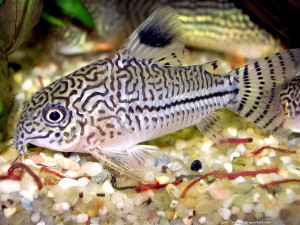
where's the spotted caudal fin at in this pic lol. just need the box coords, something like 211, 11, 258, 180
228, 49, 300, 136
114, 7, 185, 66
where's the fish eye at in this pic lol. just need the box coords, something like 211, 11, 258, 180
42, 103, 67, 125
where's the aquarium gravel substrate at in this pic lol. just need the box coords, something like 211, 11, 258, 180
0, 49, 300, 225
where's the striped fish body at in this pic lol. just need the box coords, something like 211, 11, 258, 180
15, 9, 300, 180
51, 0, 281, 57
86, 0, 281, 58
14, 55, 236, 154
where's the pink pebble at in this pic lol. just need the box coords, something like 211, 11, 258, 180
209, 187, 231, 200
30, 155, 45, 165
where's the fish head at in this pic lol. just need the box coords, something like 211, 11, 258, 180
280, 77, 300, 132
14, 79, 83, 155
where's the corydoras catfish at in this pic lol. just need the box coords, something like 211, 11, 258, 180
14, 8, 300, 181
51, 0, 282, 58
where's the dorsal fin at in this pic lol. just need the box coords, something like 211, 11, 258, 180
202, 60, 220, 73
114, 8, 185, 66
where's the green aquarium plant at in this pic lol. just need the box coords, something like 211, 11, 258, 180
0, 32, 12, 142
0, 0, 43, 142
53, 0, 94, 28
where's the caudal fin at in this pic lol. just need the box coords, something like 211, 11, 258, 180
228, 49, 300, 136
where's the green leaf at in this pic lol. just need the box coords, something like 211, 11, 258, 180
0, 0, 3, 6
55, 0, 94, 28
42, 12, 66, 27
0, 0, 43, 53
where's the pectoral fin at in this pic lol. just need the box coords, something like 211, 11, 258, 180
89, 145, 159, 182
196, 110, 228, 141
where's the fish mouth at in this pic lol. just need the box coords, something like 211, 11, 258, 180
14, 137, 43, 156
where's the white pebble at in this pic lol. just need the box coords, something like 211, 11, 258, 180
127, 215, 137, 223
111, 191, 124, 204
228, 127, 237, 137
19, 190, 34, 201
15, 92, 25, 101
218, 208, 231, 220
47, 191, 54, 198
69, 153, 81, 162
267, 194, 274, 200
36, 221, 45, 225
253, 193, 261, 203
44, 156, 55, 163
256, 156, 270, 166
41, 160, 56, 167
175, 139, 187, 150
0, 164, 10, 174
242, 203, 253, 213
58, 178, 78, 189
21, 173, 38, 194
280, 156, 292, 164
57, 157, 80, 170
264, 136, 277, 145
31, 212, 40, 223
4, 207, 16, 218
201, 142, 212, 152
61, 202, 70, 211
116, 201, 124, 209
268, 151, 276, 158
21, 197, 33, 211
99, 206, 107, 215
256, 174, 272, 185
254, 203, 265, 212
143, 171, 154, 182
123, 198, 134, 214
63, 170, 79, 178
76, 214, 88, 223
22, 79, 33, 91
170, 200, 179, 208
102, 180, 115, 194
265, 206, 280, 218
156, 175, 169, 184
0, 180, 21, 193
222, 196, 234, 209
168, 161, 182, 172
157, 210, 166, 217
90, 217, 100, 224
52, 204, 62, 213
236, 144, 246, 154
233, 176, 246, 184
223, 162, 233, 173
134, 193, 149, 205
198, 216, 206, 224
285, 189, 298, 204
230, 151, 240, 161
53, 153, 64, 161
269, 173, 282, 181
78, 177, 90, 187
81, 162, 102, 176
166, 184, 181, 198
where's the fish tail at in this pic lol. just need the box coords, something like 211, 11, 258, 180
228, 49, 300, 134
